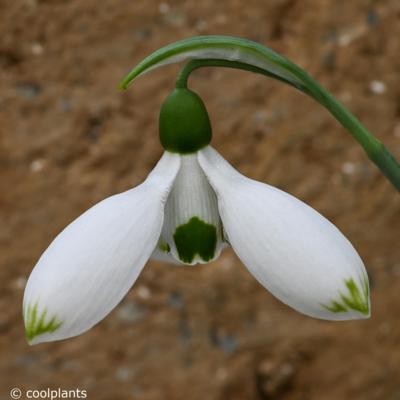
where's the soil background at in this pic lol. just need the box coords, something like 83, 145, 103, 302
1, 1, 400, 399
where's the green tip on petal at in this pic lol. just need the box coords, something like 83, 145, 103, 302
24, 302, 62, 344
322, 276, 370, 316
173, 216, 217, 264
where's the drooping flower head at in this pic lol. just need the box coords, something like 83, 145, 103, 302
23, 35, 400, 345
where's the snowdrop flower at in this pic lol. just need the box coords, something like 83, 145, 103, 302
23, 87, 370, 345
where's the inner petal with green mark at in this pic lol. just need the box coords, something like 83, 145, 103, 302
160, 153, 224, 265
24, 302, 62, 343
322, 276, 370, 316
174, 216, 217, 263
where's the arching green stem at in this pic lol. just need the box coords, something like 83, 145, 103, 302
175, 58, 400, 190
119, 35, 400, 191
309, 86, 400, 190
175, 59, 303, 91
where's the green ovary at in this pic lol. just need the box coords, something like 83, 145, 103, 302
173, 217, 217, 264
159, 88, 212, 154
24, 302, 62, 342
322, 276, 370, 315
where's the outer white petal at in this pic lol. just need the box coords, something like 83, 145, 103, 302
23, 152, 180, 344
198, 146, 370, 320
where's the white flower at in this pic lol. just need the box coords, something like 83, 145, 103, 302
23, 146, 370, 344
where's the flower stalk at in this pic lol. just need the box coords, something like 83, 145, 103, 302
175, 58, 298, 89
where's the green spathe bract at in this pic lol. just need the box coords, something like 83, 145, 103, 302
24, 302, 62, 342
159, 88, 212, 153
119, 35, 400, 191
322, 276, 370, 315
173, 216, 217, 263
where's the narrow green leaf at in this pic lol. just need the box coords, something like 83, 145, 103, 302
119, 35, 305, 90
119, 35, 400, 191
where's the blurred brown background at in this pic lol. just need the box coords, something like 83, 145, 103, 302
1, 0, 400, 399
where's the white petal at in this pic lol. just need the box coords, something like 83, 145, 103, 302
198, 146, 370, 320
160, 154, 225, 265
23, 152, 180, 344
